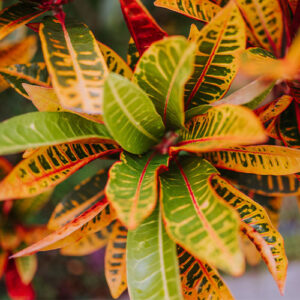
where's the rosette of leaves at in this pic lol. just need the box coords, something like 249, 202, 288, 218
0, 0, 299, 299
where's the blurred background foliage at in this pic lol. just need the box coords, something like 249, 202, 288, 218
0, 0, 299, 299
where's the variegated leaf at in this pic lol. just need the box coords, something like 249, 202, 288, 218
160, 157, 244, 275
0, 142, 120, 200
221, 169, 300, 196
106, 151, 168, 229
15, 253, 37, 285
48, 169, 108, 230
211, 175, 287, 294
60, 228, 111, 256
98, 41, 132, 79
0, 111, 114, 155
171, 105, 266, 154
119, 0, 167, 55
0, 63, 50, 99
11, 198, 110, 258
236, 0, 283, 56
103, 73, 165, 154
0, 2, 45, 40
177, 246, 233, 300
39, 16, 108, 113
127, 37, 139, 70
127, 206, 183, 300
154, 0, 220, 22
185, 2, 246, 107
105, 221, 128, 299
202, 145, 300, 175
133, 36, 195, 129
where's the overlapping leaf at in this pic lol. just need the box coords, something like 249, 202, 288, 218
11, 198, 110, 258
39, 16, 108, 113
119, 0, 167, 55
185, 2, 246, 107
106, 151, 168, 229
0, 63, 50, 99
154, 0, 220, 23
221, 169, 300, 196
103, 73, 165, 154
171, 105, 266, 154
48, 169, 108, 230
177, 246, 233, 300
160, 157, 244, 275
235, 0, 283, 56
98, 41, 132, 79
0, 2, 45, 40
202, 145, 300, 175
0, 112, 115, 155
0, 142, 120, 200
127, 206, 182, 300
211, 175, 287, 294
105, 221, 128, 299
133, 36, 195, 129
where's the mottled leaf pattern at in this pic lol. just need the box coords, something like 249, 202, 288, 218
177, 246, 233, 300
98, 41, 133, 79
119, 0, 167, 55
0, 142, 120, 200
211, 175, 287, 294
185, 2, 246, 107
171, 105, 266, 154
105, 221, 128, 299
127, 206, 183, 300
0, 112, 114, 155
133, 36, 195, 129
127, 37, 139, 70
160, 157, 244, 275
202, 145, 300, 175
106, 151, 168, 229
236, 0, 283, 56
103, 73, 165, 154
0, 63, 50, 99
39, 16, 108, 113
154, 0, 220, 22
48, 169, 108, 230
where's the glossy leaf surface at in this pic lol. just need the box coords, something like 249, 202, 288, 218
105, 221, 128, 299
127, 206, 182, 300
133, 36, 195, 129
171, 105, 266, 154
177, 246, 233, 300
0, 143, 120, 200
119, 0, 167, 55
211, 175, 287, 294
0, 112, 114, 155
106, 151, 168, 229
185, 2, 246, 107
103, 73, 165, 154
39, 16, 108, 113
202, 145, 300, 175
160, 157, 244, 275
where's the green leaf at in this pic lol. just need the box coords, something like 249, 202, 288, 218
160, 157, 244, 275
15, 253, 37, 285
0, 112, 114, 155
0, 63, 50, 99
127, 206, 183, 300
106, 151, 169, 229
185, 104, 212, 121
127, 37, 139, 71
39, 16, 108, 114
133, 36, 195, 129
48, 169, 108, 230
103, 73, 165, 154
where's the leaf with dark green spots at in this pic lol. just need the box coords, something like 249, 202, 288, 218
103, 73, 165, 154
0, 112, 115, 155
127, 37, 139, 70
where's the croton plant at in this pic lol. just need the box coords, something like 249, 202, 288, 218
0, 0, 299, 299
